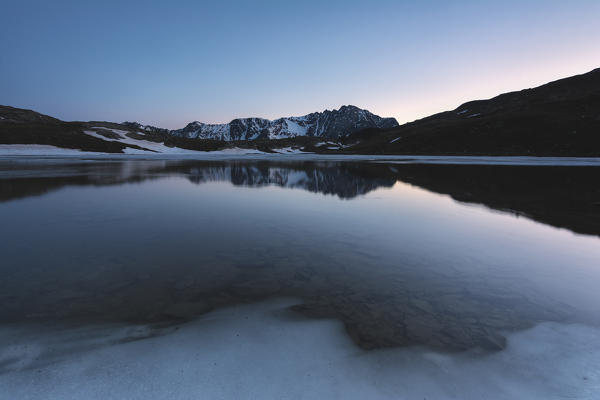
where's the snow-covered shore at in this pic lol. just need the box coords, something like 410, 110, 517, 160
1, 145, 600, 166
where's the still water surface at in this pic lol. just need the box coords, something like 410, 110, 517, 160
0, 158, 599, 399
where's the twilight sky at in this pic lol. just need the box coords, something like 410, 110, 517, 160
1, 0, 599, 129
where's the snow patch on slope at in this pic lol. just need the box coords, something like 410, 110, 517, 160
84, 129, 267, 154
84, 129, 200, 154
283, 118, 309, 136
273, 147, 309, 154
201, 147, 267, 155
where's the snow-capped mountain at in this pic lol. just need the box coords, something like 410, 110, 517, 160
170, 105, 398, 141
122, 121, 169, 134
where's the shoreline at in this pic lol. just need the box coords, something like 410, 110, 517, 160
1, 149, 600, 166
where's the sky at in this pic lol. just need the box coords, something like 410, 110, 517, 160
1, 0, 599, 129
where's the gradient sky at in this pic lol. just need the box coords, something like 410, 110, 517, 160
1, 0, 599, 129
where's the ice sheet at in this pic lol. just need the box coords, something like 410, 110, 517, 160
1, 298, 598, 400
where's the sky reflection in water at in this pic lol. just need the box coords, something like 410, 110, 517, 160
0, 159, 599, 352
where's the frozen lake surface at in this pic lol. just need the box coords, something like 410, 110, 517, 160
1, 158, 599, 399
2, 149, 600, 165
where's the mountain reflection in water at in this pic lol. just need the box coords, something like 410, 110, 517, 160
0, 159, 599, 354
1, 159, 598, 236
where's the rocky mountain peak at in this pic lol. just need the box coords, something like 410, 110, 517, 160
170, 106, 398, 141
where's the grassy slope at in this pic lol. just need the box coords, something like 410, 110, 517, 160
346, 68, 600, 156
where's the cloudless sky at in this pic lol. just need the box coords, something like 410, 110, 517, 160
1, 0, 599, 128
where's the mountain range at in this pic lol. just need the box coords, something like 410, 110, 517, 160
1, 67, 599, 155
170, 105, 398, 141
